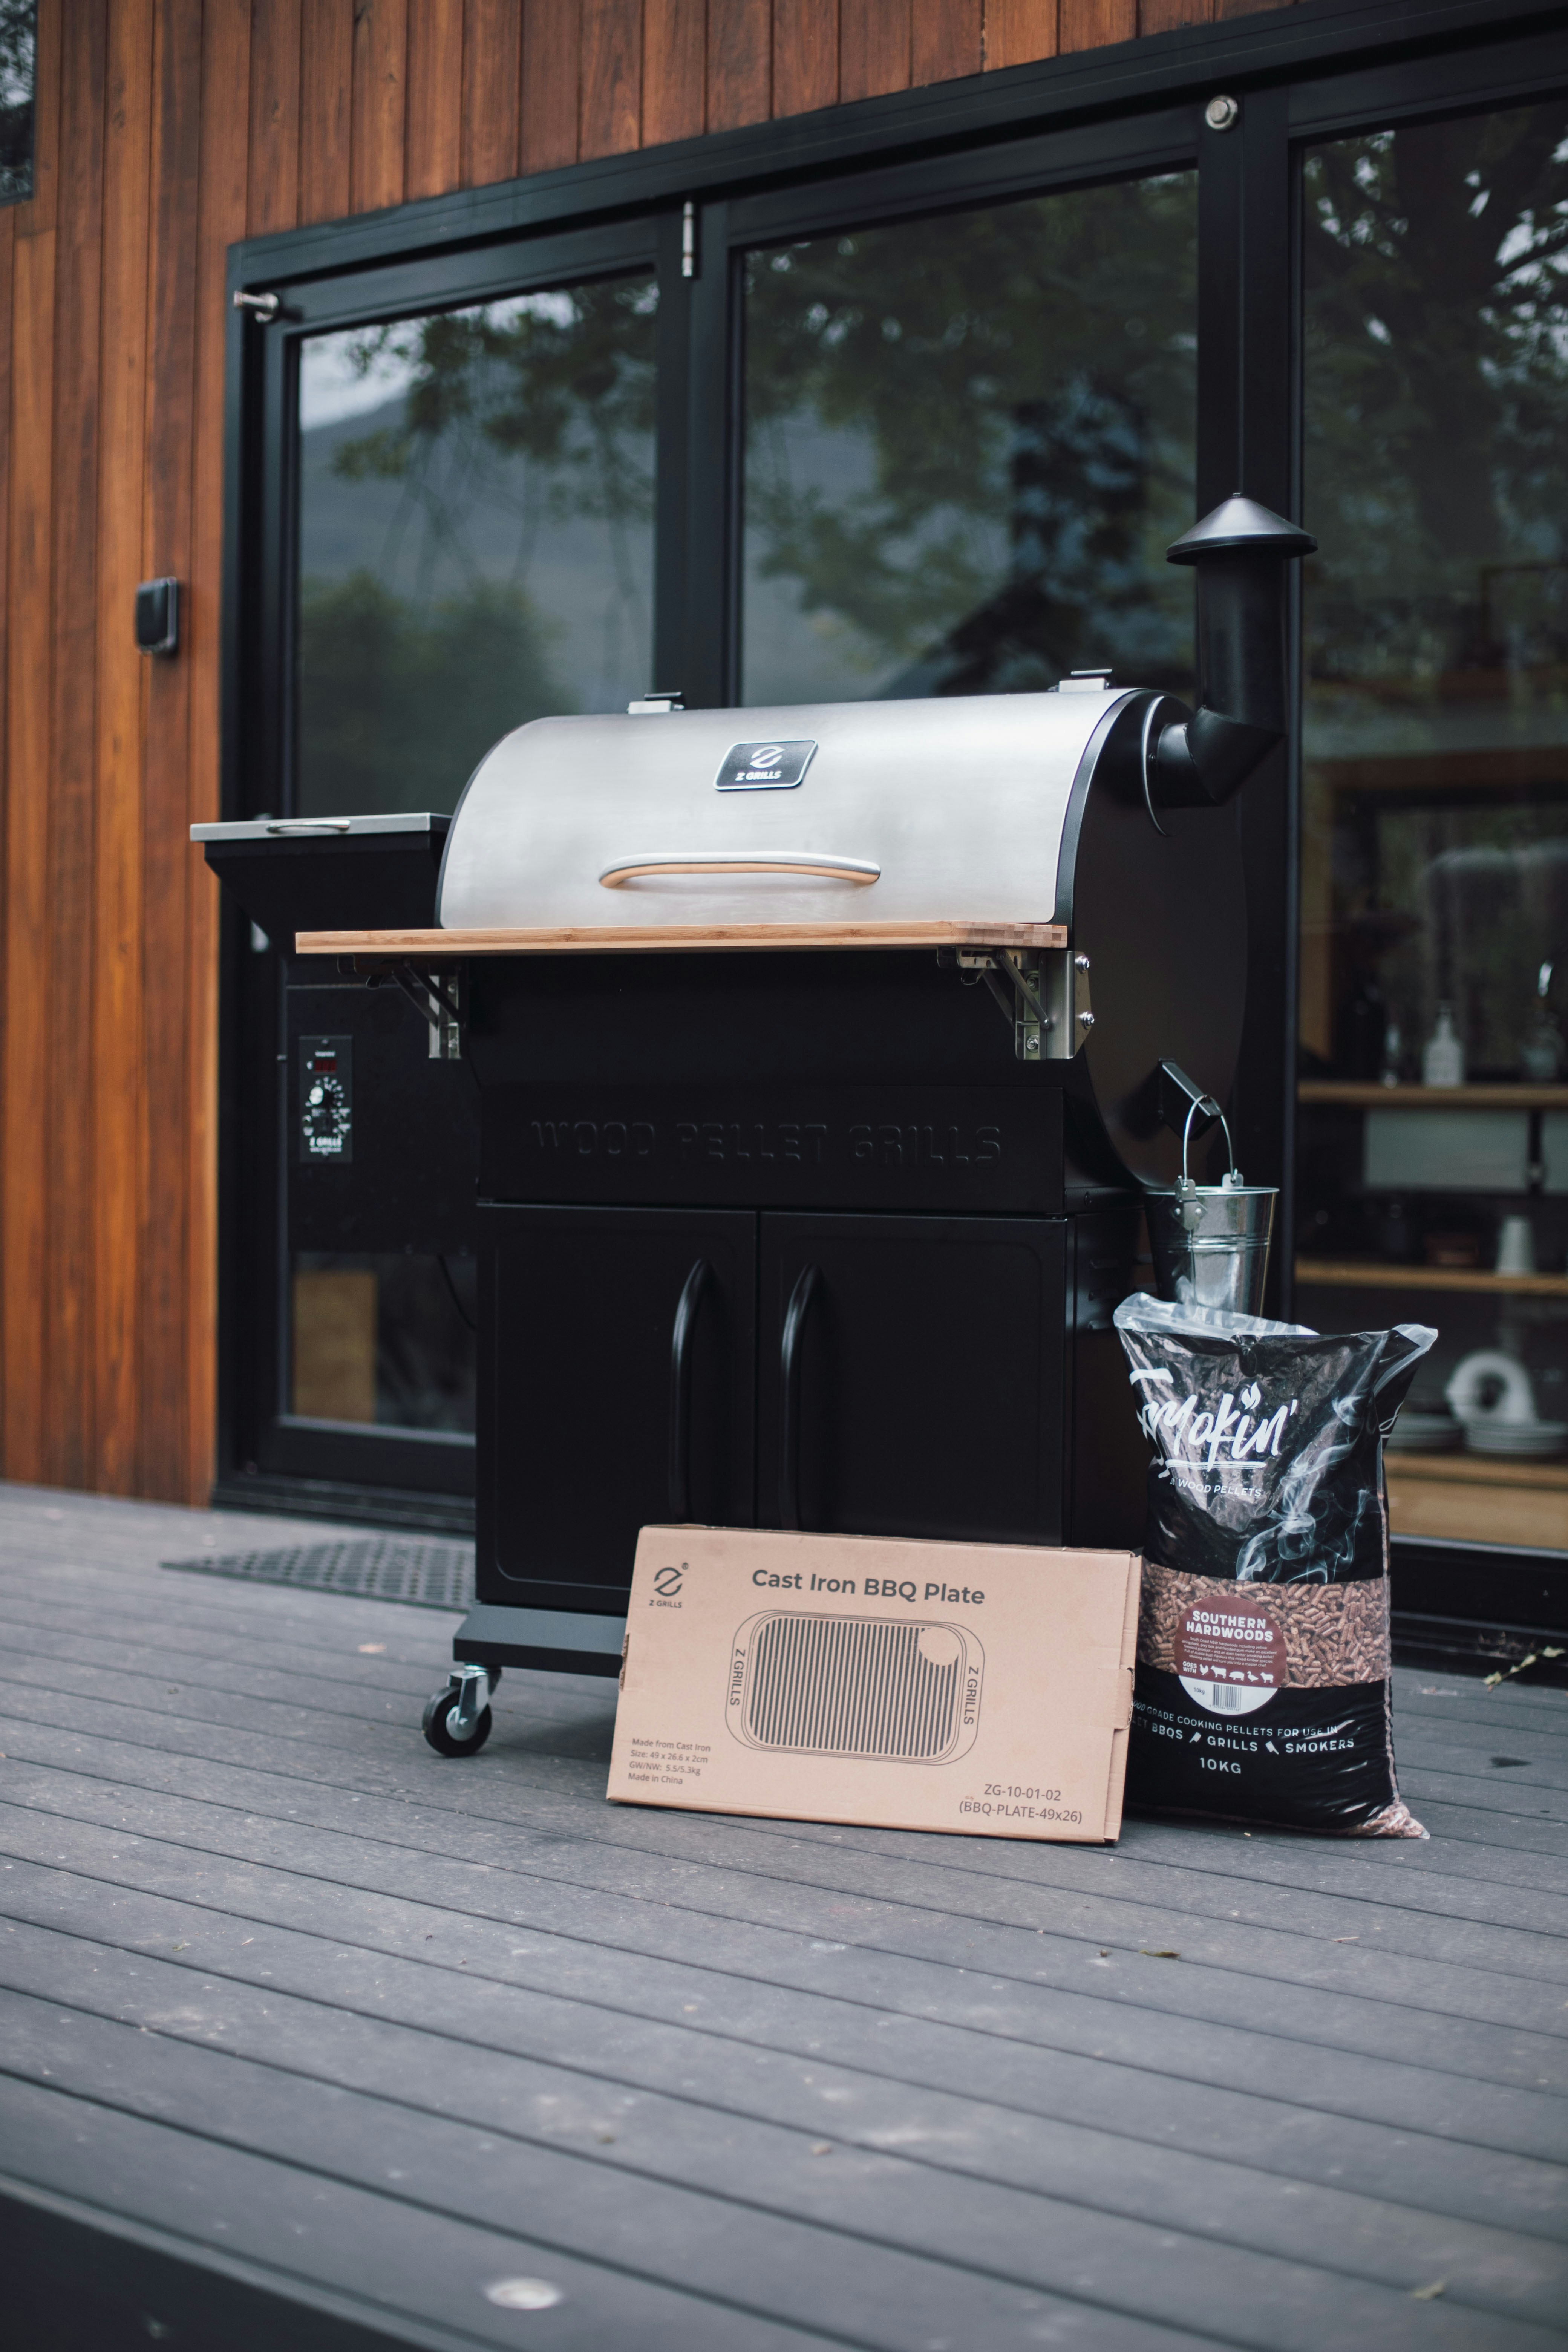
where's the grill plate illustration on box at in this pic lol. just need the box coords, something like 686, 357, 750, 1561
729, 1612, 983, 1761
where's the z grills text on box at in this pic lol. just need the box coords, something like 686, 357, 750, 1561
200, 497, 1313, 1752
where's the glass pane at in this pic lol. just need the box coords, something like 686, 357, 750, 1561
0, 3, 35, 204
741, 176, 1197, 705
291, 1251, 477, 1434
296, 274, 658, 815
1298, 103, 1568, 1552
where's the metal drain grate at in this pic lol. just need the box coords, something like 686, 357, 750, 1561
162, 1537, 475, 1612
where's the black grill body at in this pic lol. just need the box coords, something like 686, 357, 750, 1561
466, 942, 1152, 1634
199, 689, 1254, 1675
450, 691, 1248, 1652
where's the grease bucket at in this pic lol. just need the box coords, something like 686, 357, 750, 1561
1146, 1099, 1277, 1317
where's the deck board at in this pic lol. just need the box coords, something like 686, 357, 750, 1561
10, 1723, 1568, 2035
2, 1484, 1566, 2347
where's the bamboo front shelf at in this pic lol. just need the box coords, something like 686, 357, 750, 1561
1299, 1081, 1568, 1110
296, 921, 1070, 957
1296, 1259, 1568, 1300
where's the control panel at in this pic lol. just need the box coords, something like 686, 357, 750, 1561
300, 1035, 353, 1163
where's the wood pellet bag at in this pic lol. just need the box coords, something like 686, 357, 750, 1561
1113, 1294, 1436, 1838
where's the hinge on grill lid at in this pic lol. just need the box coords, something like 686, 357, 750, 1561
952, 947, 1094, 1061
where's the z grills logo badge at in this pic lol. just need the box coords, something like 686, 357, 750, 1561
653, 1565, 685, 1596
715, 738, 818, 791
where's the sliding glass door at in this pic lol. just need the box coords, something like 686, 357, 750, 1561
225, 225, 658, 1519
1294, 99, 1568, 1554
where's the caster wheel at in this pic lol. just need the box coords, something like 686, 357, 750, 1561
422, 1685, 493, 1757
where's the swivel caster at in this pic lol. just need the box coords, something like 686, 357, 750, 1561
422, 1663, 499, 1757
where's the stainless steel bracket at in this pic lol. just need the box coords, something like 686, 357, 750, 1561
373, 962, 462, 1058
425, 969, 462, 1061
955, 947, 1094, 1061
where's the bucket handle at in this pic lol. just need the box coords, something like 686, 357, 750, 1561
1179, 1093, 1239, 1185
1175, 1096, 1242, 1228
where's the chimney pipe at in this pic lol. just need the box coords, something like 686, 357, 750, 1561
1152, 495, 1316, 809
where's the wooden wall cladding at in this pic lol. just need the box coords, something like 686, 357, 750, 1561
0, 0, 1299, 1506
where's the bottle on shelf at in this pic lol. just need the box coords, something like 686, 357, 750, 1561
1520, 961, 1563, 1083
1379, 1019, 1403, 1087
1496, 1215, 1536, 1277
1421, 1002, 1465, 1088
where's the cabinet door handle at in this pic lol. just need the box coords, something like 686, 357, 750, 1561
668, 1258, 712, 1521
779, 1263, 821, 1531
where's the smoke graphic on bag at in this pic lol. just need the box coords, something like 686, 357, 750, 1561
1114, 1294, 1436, 1837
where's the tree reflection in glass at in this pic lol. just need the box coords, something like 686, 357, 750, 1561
295, 275, 657, 815
1301, 107, 1568, 1079
740, 175, 1197, 705
1297, 103, 1568, 1510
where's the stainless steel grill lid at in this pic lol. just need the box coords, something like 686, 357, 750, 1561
437, 689, 1131, 933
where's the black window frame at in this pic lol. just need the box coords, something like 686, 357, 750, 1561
215, 0, 1568, 1538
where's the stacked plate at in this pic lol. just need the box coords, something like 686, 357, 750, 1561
1390, 1409, 1462, 1453
1465, 1420, 1568, 1459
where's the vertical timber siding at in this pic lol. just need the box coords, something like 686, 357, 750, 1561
0, 0, 1306, 1505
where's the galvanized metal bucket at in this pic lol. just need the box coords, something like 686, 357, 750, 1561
1146, 1098, 1277, 1317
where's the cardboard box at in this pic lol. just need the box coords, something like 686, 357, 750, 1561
607, 1527, 1140, 1843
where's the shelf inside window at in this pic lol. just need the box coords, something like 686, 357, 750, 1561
1386, 1451, 1568, 1489
1298, 1082, 1568, 1110
1385, 1452, 1568, 1546
1295, 1259, 1568, 1298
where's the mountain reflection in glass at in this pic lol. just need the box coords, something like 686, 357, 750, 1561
740, 176, 1197, 705
295, 276, 657, 816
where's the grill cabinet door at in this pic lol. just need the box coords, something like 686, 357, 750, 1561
478, 1205, 756, 1610
759, 1213, 1066, 1546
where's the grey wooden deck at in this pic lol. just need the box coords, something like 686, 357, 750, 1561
1, 1482, 1566, 2352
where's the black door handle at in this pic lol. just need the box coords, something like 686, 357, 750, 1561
668, 1258, 712, 1520
779, 1263, 821, 1531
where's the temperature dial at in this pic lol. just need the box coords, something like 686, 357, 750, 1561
299, 1035, 353, 1162
304, 1072, 350, 1150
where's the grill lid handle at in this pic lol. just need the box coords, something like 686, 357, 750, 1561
599, 851, 880, 889
265, 818, 353, 834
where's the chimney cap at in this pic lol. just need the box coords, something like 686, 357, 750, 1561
1167, 495, 1317, 565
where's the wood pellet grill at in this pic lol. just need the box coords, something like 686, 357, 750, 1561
199, 497, 1312, 1753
